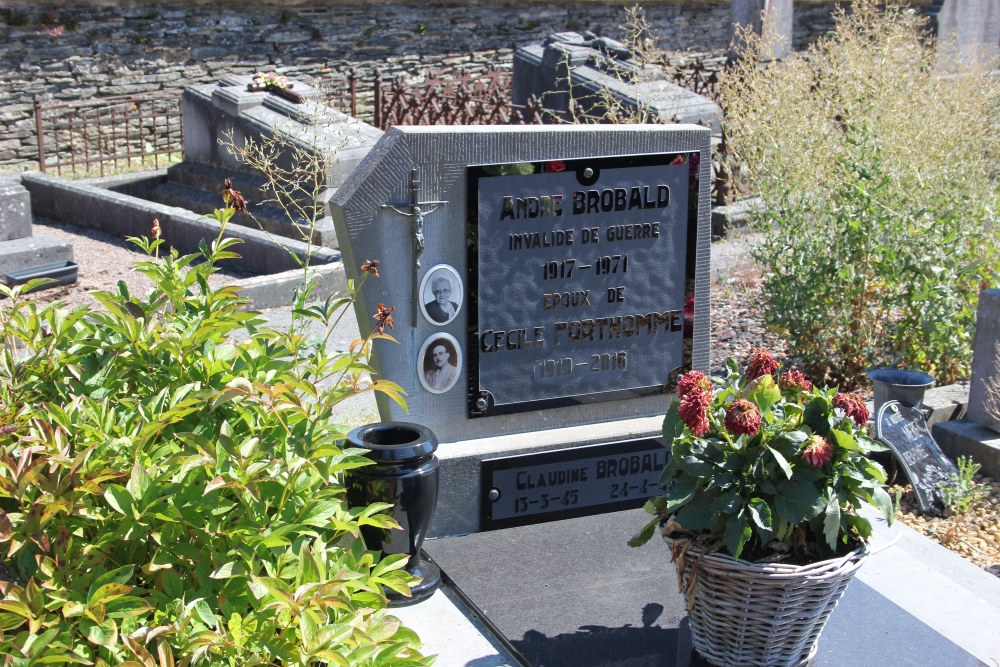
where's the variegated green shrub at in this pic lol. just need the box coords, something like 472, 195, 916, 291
0, 207, 429, 666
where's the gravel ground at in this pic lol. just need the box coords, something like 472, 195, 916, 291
29, 218, 246, 310
11, 220, 999, 576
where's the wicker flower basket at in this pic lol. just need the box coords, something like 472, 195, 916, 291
666, 532, 869, 667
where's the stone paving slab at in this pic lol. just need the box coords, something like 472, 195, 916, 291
391, 586, 520, 667
427, 508, 682, 666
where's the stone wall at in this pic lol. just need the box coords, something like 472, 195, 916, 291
1, 1, 918, 170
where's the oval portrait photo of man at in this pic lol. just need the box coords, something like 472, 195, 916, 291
418, 333, 462, 394
419, 264, 463, 326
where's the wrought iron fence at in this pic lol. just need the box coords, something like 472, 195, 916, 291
372, 66, 630, 132
31, 58, 726, 196
663, 56, 723, 102
34, 91, 184, 177
324, 70, 358, 118
374, 67, 523, 129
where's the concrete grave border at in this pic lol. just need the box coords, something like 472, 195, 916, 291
16, 170, 344, 310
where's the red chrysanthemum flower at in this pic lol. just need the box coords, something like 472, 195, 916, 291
801, 435, 834, 468
677, 370, 711, 399
833, 392, 869, 427
780, 369, 813, 393
725, 399, 762, 437
678, 390, 711, 437
746, 349, 779, 382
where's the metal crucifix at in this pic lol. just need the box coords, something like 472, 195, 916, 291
381, 168, 448, 326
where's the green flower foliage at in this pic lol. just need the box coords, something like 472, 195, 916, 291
631, 358, 893, 562
721, 0, 999, 387
0, 210, 429, 665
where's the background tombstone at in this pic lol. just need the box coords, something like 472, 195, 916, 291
332, 125, 712, 536
0, 175, 73, 281
931, 0, 1000, 65
933, 289, 1000, 479
967, 289, 1000, 433
513, 33, 721, 132
150, 75, 383, 248
730, 0, 794, 61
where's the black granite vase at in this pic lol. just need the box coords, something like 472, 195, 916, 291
344, 422, 441, 606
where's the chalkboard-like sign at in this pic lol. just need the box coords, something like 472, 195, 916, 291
480, 438, 667, 530
874, 401, 958, 514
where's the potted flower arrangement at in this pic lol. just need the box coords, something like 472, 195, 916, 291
631, 350, 894, 667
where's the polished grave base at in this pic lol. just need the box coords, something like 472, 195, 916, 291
421, 505, 999, 667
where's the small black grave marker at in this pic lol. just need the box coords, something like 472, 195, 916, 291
874, 400, 958, 513
480, 437, 667, 530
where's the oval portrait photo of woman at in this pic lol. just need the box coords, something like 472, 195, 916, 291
419, 264, 463, 326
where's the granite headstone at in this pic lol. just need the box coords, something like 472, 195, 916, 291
332, 125, 712, 536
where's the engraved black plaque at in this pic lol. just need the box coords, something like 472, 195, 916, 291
480, 438, 668, 530
467, 154, 698, 417
874, 401, 959, 513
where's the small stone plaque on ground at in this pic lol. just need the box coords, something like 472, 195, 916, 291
875, 400, 959, 513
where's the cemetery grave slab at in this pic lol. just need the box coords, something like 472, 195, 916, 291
423, 507, 999, 666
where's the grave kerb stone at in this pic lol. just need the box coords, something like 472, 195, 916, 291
0, 178, 33, 242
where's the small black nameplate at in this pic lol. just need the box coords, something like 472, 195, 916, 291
480, 438, 667, 530
875, 401, 958, 514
